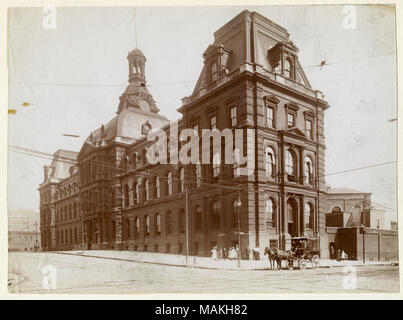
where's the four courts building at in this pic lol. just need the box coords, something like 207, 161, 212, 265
39, 11, 336, 259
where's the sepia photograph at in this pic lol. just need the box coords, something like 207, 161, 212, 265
5, 3, 400, 296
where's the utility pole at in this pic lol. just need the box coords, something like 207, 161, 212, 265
236, 191, 242, 268
34, 221, 39, 252
185, 184, 189, 265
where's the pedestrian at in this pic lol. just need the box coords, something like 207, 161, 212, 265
219, 248, 223, 260
341, 250, 347, 260
336, 249, 341, 261
223, 247, 227, 260
254, 246, 260, 260
229, 247, 234, 260
235, 245, 240, 260
211, 246, 218, 261
330, 247, 335, 260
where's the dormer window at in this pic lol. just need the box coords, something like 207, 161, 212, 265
211, 62, 218, 81
284, 58, 292, 78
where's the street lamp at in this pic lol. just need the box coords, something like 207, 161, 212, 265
236, 192, 242, 268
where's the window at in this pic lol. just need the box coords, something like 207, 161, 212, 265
284, 59, 292, 78
180, 168, 185, 192
305, 203, 313, 228
196, 163, 202, 187
287, 113, 295, 127
265, 198, 276, 226
212, 201, 221, 230
135, 217, 140, 238
285, 150, 296, 178
125, 219, 130, 240
133, 182, 137, 204
144, 215, 150, 236
211, 62, 218, 81
210, 116, 216, 130
230, 106, 237, 127
305, 119, 312, 138
193, 124, 199, 136
167, 172, 172, 196
265, 147, 276, 178
304, 156, 314, 185
124, 184, 129, 207
136, 182, 140, 203
166, 211, 172, 234
156, 177, 160, 198
179, 210, 185, 233
267, 106, 274, 128
212, 153, 220, 178
145, 179, 150, 201
195, 206, 202, 231
155, 214, 161, 235
232, 200, 239, 228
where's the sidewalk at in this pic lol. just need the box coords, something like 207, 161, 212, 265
55, 250, 398, 270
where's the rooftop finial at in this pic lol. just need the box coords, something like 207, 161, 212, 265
133, 8, 138, 49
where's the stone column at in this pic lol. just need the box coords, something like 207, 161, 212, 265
300, 195, 305, 236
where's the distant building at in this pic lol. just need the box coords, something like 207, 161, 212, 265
8, 209, 40, 252
324, 188, 398, 261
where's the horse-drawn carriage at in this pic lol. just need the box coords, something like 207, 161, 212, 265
264, 237, 320, 270
288, 237, 320, 270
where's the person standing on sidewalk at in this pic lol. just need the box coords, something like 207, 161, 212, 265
336, 249, 341, 261
211, 246, 218, 261
223, 247, 227, 260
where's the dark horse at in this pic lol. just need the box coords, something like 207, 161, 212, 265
264, 247, 293, 270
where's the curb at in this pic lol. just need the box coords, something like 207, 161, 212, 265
51, 251, 398, 271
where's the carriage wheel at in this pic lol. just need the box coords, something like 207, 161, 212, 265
299, 259, 307, 270
312, 255, 320, 269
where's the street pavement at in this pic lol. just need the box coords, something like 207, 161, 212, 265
8, 252, 400, 294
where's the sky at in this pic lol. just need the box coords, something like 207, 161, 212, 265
7, 5, 397, 225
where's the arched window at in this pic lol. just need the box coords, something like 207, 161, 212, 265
284, 58, 292, 78
233, 148, 240, 178
195, 206, 202, 231
145, 179, 150, 201
132, 182, 137, 204
124, 184, 129, 207
212, 201, 221, 230
179, 209, 185, 233
331, 206, 342, 213
136, 181, 140, 204
196, 163, 202, 187
211, 62, 218, 81
144, 215, 150, 236
167, 172, 172, 196
155, 214, 161, 235
125, 219, 130, 240
212, 153, 220, 178
156, 177, 160, 198
265, 198, 276, 225
134, 217, 140, 238
232, 200, 239, 228
180, 168, 185, 192
265, 147, 276, 178
166, 211, 172, 234
305, 203, 313, 228
304, 156, 314, 185
285, 150, 296, 179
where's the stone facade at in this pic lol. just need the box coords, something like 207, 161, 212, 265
39, 10, 334, 258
